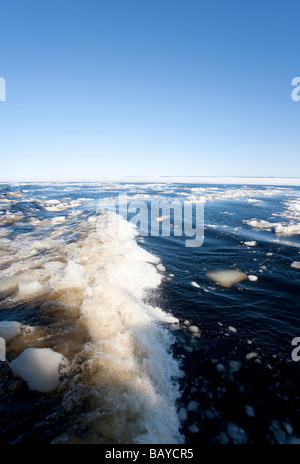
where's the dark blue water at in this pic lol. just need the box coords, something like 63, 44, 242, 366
0, 182, 300, 444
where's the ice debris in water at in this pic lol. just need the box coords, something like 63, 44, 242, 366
188, 424, 199, 434
10, 348, 64, 392
206, 269, 247, 288
188, 325, 201, 334
178, 407, 188, 422
229, 360, 242, 372
226, 422, 248, 444
18, 280, 44, 297
0, 270, 38, 294
44, 261, 65, 272
216, 364, 226, 373
275, 224, 300, 236
187, 401, 199, 412
291, 261, 300, 269
246, 352, 258, 360
0, 337, 5, 361
157, 264, 166, 272
245, 405, 255, 417
244, 241, 257, 247
228, 326, 237, 333
0, 321, 21, 341
155, 215, 169, 222
191, 281, 200, 288
248, 275, 258, 282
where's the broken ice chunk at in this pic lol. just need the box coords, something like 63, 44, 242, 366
207, 269, 247, 288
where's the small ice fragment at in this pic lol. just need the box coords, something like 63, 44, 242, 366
0, 321, 21, 341
287, 437, 300, 444
244, 241, 257, 247
229, 360, 242, 372
216, 363, 225, 373
228, 326, 237, 333
0, 337, 5, 361
246, 352, 258, 360
10, 348, 64, 392
183, 320, 190, 326
188, 424, 199, 434
266, 253, 273, 257
184, 346, 193, 352
291, 261, 300, 269
191, 281, 200, 288
248, 275, 258, 282
157, 264, 166, 272
187, 401, 199, 412
178, 407, 188, 422
188, 325, 201, 334
206, 410, 215, 419
0, 271, 37, 294
283, 422, 293, 435
206, 269, 247, 288
155, 215, 169, 222
18, 280, 44, 297
44, 261, 65, 272
245, 405, 255, 417
226, 422, 248, 444
218, 432, 229, 444
169, 273, 174, 277
169, 324, 181, 331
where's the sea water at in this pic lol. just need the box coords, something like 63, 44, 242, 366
0, 182, 300, 444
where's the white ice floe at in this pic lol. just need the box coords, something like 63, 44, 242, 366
178, 407, 188, 422
188, 424, 199, 434
0, 270, 38, 294
18, 280, 44, 297
44, 261, 65, 272
0, 337, 5, 361
291, 261, 300, 269
0, 321, 21, 341
245, 217, 300, 236
187, 401, 199, 412
244, 241, 257, 247
248, 275, 258, 282
188, 325, 201, 334
246, 352, 258, 360
228, 326, 237, 333
245, 405, 255, 417
191, 281, 200, 288
226, 422, 248, 444
275, 223, 300, 236
155, 215, 169, 222
10, 348, 64, 392
229, 360, 242, 372
206, 269, 247, 288
157, 264, 166, 272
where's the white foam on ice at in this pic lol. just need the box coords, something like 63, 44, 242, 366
10, 347, 64, 392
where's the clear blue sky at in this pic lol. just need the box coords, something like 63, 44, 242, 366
0, 0, 299, 181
